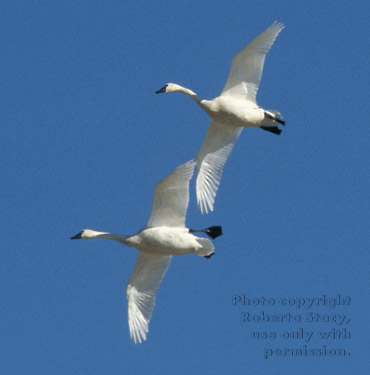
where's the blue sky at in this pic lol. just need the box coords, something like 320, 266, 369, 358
1, 1, 369, 374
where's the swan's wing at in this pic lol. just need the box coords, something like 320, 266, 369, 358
221, 21, 284, 102
195, 120, 243, 214
146, 160, 195, 228
126, 252, 172, 343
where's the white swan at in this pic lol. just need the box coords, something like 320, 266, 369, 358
156, 21, 285, 214
70, 161, 222, 343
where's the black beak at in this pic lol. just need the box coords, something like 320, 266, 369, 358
70, 231, 83, 240
155, 85, 167, 94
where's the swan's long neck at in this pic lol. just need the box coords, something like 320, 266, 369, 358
177, 86, 200, 101
88, 231, 138, 247
176, 85, 209, 110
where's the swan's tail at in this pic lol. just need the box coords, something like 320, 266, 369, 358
189, 226, 222, 257
195, 237, 214, 258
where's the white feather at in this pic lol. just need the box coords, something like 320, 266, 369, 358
156, 21, 285, 213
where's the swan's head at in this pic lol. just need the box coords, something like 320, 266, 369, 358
70, 229, 96, 240
155, 83, 182, 94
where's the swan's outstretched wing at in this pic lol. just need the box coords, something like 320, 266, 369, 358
126, 252, 172, 343
146, 160, 195, 228
196, 120, 242, 214
221, 21, 284, 102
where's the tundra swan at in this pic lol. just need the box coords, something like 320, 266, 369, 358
70, 161, 222, 343
156, 21, 285, 214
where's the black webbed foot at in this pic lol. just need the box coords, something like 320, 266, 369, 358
189, 226, 222, 239
260, 126, 282, 135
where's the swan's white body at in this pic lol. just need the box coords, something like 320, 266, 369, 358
71, 161, 218, 343
156, 21, 285, 214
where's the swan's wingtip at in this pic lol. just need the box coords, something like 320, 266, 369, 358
131, 332, 147, 344
198, 203, 211, 215
272, 20, 285, 29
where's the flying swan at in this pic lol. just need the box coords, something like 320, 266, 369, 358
156, 21, 285, 214
70, 161, 222, 343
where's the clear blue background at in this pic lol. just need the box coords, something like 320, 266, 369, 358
1, 1, 369, 374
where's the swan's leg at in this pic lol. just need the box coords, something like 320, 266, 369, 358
189, 226, 222, 239
264, 111, 286, 125
204, 252, 214, 259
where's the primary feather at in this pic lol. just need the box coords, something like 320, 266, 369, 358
156, 21, 285, 213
